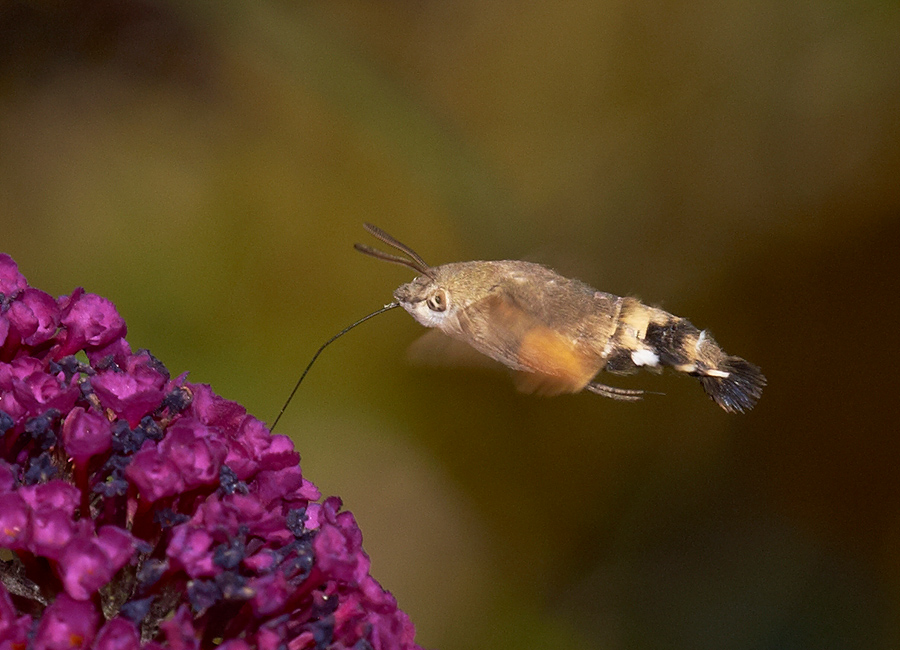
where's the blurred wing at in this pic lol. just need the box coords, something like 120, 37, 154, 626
456, 291, 603, 395
406, 329, 507, 371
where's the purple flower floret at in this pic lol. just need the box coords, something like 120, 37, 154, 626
0, 254, 423, 650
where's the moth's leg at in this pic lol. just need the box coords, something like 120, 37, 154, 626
585, 382, 645, 402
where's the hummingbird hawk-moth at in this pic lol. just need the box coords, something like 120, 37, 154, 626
355, 223, 765, 413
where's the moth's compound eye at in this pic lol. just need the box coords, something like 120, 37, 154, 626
426, 289, 447, 312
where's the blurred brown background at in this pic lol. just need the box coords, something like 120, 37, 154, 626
2, 1, 899, 648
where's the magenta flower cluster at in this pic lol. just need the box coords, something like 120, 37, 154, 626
0, 254, 421, 650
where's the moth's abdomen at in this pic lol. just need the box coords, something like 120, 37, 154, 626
604, 298, 766, 413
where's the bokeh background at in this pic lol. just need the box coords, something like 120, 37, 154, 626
2, 2, 899, 648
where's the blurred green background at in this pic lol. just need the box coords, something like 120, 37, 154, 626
2, 1, 899, 648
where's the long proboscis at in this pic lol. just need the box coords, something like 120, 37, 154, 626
354, 223, 433, 277
270, 302, 400, 431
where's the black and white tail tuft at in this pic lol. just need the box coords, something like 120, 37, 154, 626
698, 356, 766, 414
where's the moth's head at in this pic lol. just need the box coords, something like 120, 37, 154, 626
393, 271, 458, 329
354, 223, 460, 330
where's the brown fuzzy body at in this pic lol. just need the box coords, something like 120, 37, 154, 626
393, 260, 765, 413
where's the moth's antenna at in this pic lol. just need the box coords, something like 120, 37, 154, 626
363, 223, 431, 270
354, 223, 433, 277
271, 302, 400, 431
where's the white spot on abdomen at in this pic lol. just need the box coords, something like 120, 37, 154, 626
695, 330, 708, 352
631, 349, 659, 367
